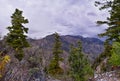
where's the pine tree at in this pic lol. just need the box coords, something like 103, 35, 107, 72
68, 41, 93, 81
48, 32, 63, 75
6, 9, 29, 61
95, 0, 120, 42
95, 0, 120, 71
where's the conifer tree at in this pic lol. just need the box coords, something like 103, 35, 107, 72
95, 0, 120, 71
6, 9, 29, 61
68, 41, 93, 81
95, 0, 120, 42
48, 33, 63, 75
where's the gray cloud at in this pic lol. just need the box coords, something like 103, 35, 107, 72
0, 0, 107, 38
87, 12, 97, 16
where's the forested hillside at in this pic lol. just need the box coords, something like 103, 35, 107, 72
1, 0, 120, 81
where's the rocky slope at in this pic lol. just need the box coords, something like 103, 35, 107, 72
0, 34, 104, 81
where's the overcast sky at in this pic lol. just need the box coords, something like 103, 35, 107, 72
0, 0, 108, 38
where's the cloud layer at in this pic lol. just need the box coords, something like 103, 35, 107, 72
0, 0, 108, 38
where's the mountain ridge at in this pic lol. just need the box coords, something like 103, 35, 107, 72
28, 34, 104, 61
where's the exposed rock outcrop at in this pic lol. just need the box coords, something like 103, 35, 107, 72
94, 71, 120, 81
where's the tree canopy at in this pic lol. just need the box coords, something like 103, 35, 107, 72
96, 0, 120, 42
48, 32, 63, 75
6, 9, 29, 61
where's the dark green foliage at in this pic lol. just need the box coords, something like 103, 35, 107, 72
6, 9, 29, 61
52, 33, 63, 61
48, 33, 63, 75
69, 41, 93, 81
96, 0, 120, 42
14, 52, 24, 61
48, 59, 63, 75
109, 40, 120, 66
94, 0, 120, 71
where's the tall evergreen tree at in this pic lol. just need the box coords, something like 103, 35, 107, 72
94, 0, 120, 71
95, 0, 120, 42
68, 41, 93, 81
48, 32, 63, 75
6, 9, 29, 61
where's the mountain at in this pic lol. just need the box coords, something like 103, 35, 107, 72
0, 34, 104, 81
28, 34, 104, 61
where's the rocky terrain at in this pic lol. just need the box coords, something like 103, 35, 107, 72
94, 71, 120, 81
0, 34, 104, 81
